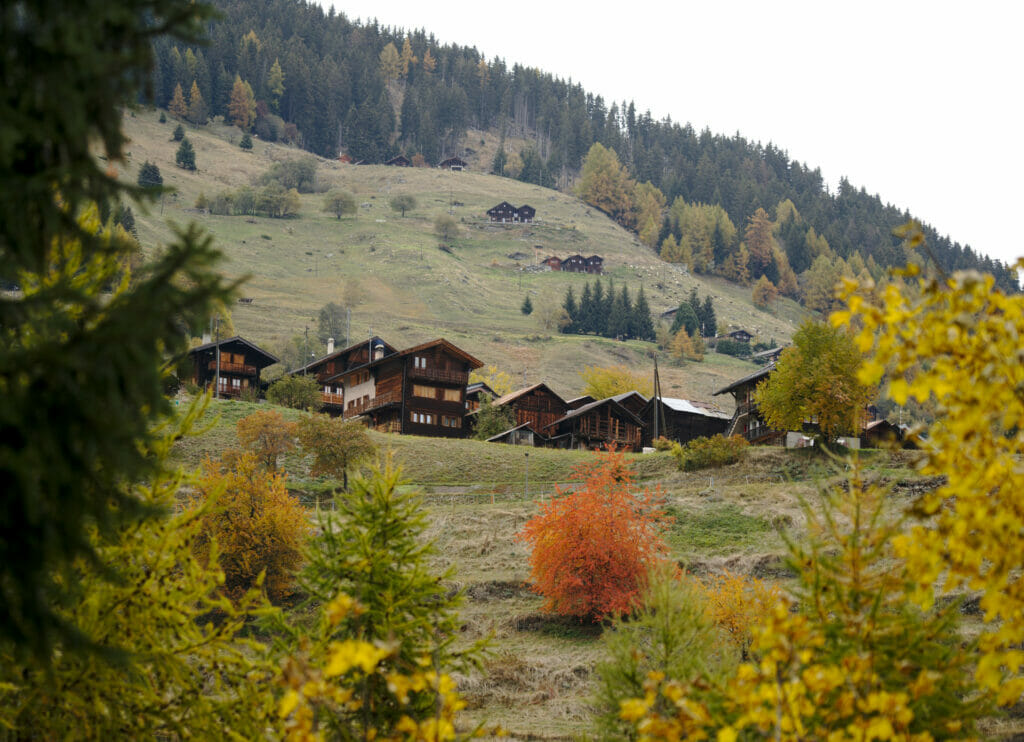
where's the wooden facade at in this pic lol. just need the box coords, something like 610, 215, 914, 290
561, 254, 586, 272
642, 397, 731, 447
541, 256, 562, 271
584, 255, 604, 274
188, 336, 279, 398
544, 398, 644, 451
491, 383, 568, 434
292, 337, 398, 414
323, 338, 483, 438
713, 365, 784, 444
385, 155, 411, 166
487, 202, 536, 223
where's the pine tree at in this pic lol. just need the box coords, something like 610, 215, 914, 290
670, 301, 699, 337
701, 296, 717, 337
521, 295, 533, 315
634, 286, 655, 341
175, 137, 195, 170
578, 282, 593, 334
563, 286, 578, 332
267, 58, 285, 112
591, 279, 606, 337
172, 123, 184, 141
239, 132, 253, 150
137, 160, 163, 189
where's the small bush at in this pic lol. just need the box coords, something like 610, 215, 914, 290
716, 338, 751, 358
266, 374, 322, 411
672, 434, 748, 471
239, 132, 253, 150
192, 453, 308, 603
697, 570, 781, 659
651, 436, 674, 451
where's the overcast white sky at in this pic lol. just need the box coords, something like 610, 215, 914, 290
316, 0, 1023, 266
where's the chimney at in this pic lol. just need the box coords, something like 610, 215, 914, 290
373, 341, 384, 360
327, 337, 335, 354
202, 331, 211, 344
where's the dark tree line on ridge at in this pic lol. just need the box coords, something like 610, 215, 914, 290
145, 0, 1016, 292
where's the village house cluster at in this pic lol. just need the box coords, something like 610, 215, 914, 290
188, 333, 903, 451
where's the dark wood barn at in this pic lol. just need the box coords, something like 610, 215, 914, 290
541, 256, 562, 271
561, 254, 586, 272
490, 383, 568, 434
544, 397, 645, 451
188, 336, 278, 399
438, 156, 467, 171
516, 204, 536, 223
643, 397, 731, 447
385, 155, 411, 167
487, 201, 517, 222
584, 255, 604, 274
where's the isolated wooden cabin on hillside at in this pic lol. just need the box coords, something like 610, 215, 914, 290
187, 336, 278, 399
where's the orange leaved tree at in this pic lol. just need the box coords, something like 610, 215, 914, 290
517, 449, 668, 621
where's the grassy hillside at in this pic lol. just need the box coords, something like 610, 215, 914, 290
124, 109, 806, 403
172, 396, 935, 738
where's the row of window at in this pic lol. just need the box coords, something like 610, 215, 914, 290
412, 384, 461, 402
409, 411, 460, 428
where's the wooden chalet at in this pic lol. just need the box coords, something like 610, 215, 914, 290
323, 338, 483, 437
722, 329, 753, 343
188, 336, 279, 398
541, 256, 562, 271
584, 255, 604, 274
713, 364, 783, 444
861, 419, 905, 448
561, 254, 586, 272
487, 202, 536, 223
291, 336, 399, 414
464, 381, 496, 413
385, 155, 411, 167
490, 383, 568, 433
486, 201, 517, 222
642, 397, 731, 447
438, 156, 467, 171
544, 397, 645, 451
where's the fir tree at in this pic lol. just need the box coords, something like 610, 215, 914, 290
563, 286, 578, 332
702, 296, 717, 337
634, 286, 655, 341
591, 279, 606, 337
175, 137, 195, 170
521, 295, 533, 315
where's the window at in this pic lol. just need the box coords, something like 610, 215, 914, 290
413, 384, 437, 398
441, 415, 460, 428
443, 387, 461, 402
410, 411, 434, 425
414, 356, 427, 369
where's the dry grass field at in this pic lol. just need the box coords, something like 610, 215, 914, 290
123, 108, 804, 402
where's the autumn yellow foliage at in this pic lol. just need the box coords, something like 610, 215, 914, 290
834, 226, 1024, 704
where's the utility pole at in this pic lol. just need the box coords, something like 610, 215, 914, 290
524, 452, 530, 501
214, 316, 221, 399
303, 326, 309, 374
346, 307, 351, 348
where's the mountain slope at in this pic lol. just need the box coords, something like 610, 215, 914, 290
125, 110, 801, 400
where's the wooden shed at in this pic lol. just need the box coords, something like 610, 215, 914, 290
438, 156, 467, 171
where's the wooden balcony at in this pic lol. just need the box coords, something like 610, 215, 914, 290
321, 391, 344, 407
408, 367, 468, 385
342, 390, 401, 419
207, 360, 257, 375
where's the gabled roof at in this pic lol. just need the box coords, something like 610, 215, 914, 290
188, 336, 279, 367
492, 382, 566, 409
466, 381, 497, 398
611, 391, 648, 405
712, 364, 774, 396
396, 338, 484, 369
291, 336, 397, 376
487, 200, 515, 212
565, 394, 596, 409
654, 397, 731, 420
486, 422, 538, 442
545, 397, 644, 430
